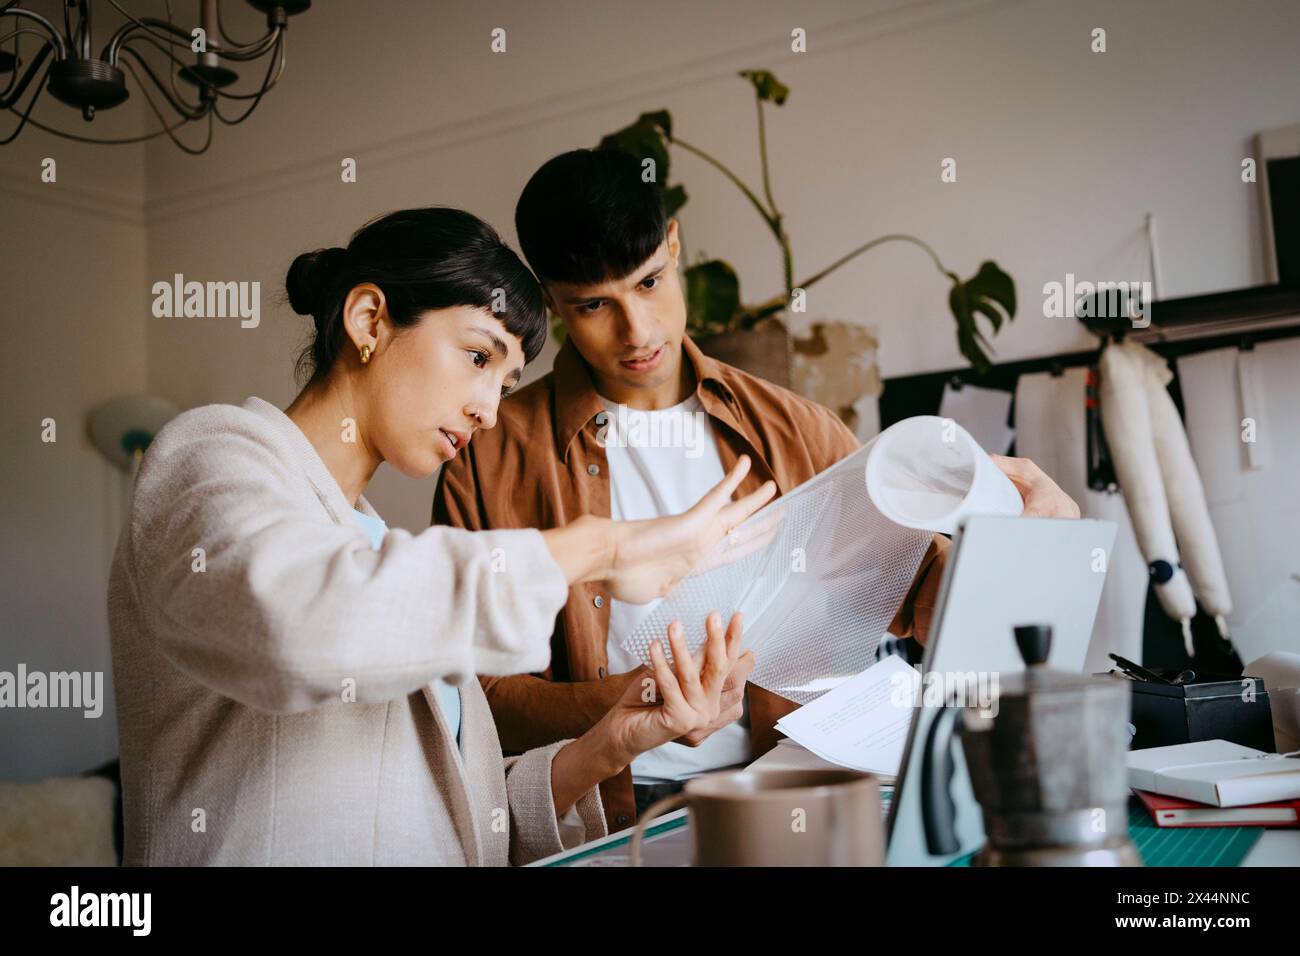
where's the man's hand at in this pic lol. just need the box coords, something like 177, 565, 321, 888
989, 454, 1081, 519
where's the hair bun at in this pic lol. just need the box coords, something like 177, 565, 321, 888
286, 246, 349, 317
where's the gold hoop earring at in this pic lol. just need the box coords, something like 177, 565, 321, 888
359, 345, 372, 365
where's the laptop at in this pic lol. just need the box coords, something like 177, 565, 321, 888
884, 515, 1117, 865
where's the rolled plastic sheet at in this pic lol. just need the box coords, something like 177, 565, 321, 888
619, 415, 1024, 703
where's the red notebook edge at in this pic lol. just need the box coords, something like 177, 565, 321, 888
1134, 789, 1300, 828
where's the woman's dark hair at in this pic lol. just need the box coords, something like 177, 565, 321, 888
515, 148, 668, 285
286, 207, 547, 383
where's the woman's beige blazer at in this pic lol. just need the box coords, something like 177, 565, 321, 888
108, 396, 605, 865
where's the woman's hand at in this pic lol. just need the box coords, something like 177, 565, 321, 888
548, 612, 746, 816
597, 611, 745, 765
603, 456, 776, 604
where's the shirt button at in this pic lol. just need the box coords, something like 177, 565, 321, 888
616, 814, 631, 827
597, 666, 607, 679
593, 595, 604, 608
587, 463, 600, 476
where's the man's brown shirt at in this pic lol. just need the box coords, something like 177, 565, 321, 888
433, 334, 948, 832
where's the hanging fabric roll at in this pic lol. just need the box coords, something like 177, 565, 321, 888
1098, 339, 1234, 656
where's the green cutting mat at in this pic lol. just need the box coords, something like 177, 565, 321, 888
1125, 796, 1263, 867
947, 796, 1263, 867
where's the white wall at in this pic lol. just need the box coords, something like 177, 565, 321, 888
0, 54, 149, 779
2, 0, 1297, 777
137, 0, 1300, 533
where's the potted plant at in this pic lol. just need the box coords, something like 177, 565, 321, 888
583, 70, 1017, 426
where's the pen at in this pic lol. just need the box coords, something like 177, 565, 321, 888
1108, 653, 1171, 684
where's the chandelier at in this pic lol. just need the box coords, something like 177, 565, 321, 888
0, 1, 309, 153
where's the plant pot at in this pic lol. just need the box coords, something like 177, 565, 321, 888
693, 317, 882, 438
789, 319, 882, 437
693, 319, 792, 387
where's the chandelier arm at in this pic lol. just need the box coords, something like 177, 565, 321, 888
215, 67, 282, 99
0, 7, 67, 60
129, 29, 282, 104
0, 25, 18, 99
103, 16, 198, 66
0, 28, 44, 99
104, 1, 279, 64
78, 0, 91, 58
164, 0, 282, 60
216, 0, 261, 47
159, 0, 195, 107
207, 25, 281, 62
121, 54, 213, 155
0, 36, 50, 110
6, 104, 189, 143
0, 26, 44, 43
0, 55, 49, 144
213, 32, 281, 123
119, 43, 209, 119
124, 32, 204, 111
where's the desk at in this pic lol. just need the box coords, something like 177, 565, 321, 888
532, 739, 1300, 866
752, 740, 1300, 867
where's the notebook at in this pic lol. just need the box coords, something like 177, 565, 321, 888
1127, 739, 1300, 807
1134, 789, 1300, 828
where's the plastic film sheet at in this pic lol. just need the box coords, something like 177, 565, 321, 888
618, 415, 1024, 703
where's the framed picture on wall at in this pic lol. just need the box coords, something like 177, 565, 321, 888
1256, 123, 1300, 287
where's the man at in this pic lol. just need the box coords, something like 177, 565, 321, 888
433, 148, 1079, 832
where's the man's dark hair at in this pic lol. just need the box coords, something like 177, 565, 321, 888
515, 148, 668, 286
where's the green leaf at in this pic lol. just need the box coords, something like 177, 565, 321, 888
598, 110, 673, 180
948, 260, 1016, 372
639, 109, 673, 140
968, 260, 1016, 317
685, 259, 741, 337
662, 184, 688, 218
598, 110, 687, 217
739, 69, 789, 105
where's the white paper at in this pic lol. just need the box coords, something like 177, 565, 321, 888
618, 415, 1024, 703
773, 655, 920, 775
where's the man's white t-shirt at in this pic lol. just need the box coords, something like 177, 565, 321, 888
598, 393, 753, 783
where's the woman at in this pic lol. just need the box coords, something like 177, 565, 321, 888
107, 207, 775, 866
